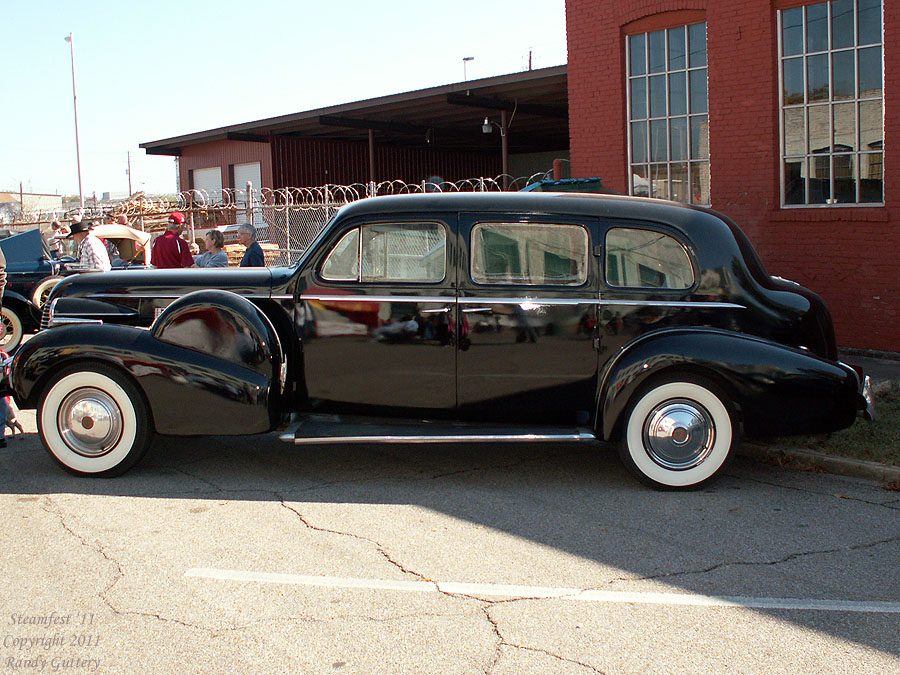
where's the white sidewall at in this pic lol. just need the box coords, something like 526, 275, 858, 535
1, 307, 24, 351
33, 277, 64, 308
625, 382, 732, 488
40, 371, 138, 474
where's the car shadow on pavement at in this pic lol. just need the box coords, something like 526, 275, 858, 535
2, 431, 899, 659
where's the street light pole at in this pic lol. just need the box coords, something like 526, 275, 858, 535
64, 32, 84, 210
463, 56, 474, 81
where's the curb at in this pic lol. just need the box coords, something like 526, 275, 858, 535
739, 443, 900, 485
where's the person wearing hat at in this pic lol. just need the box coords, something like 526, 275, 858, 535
151, 211, 194, 269
68, 220, 111, 272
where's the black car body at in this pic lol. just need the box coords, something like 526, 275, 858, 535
8, 193, 874, 487
0, 225, 152, 351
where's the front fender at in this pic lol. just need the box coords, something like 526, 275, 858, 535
599, 328, 860, 440
11, 291, 283, 435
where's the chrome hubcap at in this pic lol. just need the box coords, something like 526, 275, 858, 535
643, 398, 715, 470
58, 388, 123, 457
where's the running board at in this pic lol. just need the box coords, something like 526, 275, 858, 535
279, 414, 597, 445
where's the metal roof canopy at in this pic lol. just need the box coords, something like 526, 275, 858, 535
140, 66, 568, 157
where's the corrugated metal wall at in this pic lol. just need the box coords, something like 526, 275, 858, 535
178, 141, 273, 192
271, 135, 501, 188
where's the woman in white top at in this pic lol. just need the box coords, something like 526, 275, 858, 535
192, 230, 229, 268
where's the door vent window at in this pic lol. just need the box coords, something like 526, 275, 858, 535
321, 223, 446, 283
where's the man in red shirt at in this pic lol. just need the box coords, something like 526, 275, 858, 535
152, 212, 194, 269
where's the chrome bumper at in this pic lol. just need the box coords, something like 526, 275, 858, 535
860, 375, 876, 421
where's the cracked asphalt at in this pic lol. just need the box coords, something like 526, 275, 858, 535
2, 408, 899, 674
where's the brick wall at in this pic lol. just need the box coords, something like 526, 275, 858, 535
566, 0, 899, 351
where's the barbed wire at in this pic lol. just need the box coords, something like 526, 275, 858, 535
4, 171, 555, 229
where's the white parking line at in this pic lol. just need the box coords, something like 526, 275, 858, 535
184, 568, 900, 614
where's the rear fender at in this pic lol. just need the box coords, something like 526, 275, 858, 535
599, 328, 860, 440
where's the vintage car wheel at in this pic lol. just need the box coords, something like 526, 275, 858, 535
32, 276, 65, 308
620, 379, 734, 490
1, 306, 25, 352
38, 364, 153, 477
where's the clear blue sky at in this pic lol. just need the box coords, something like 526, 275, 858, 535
1, 0, 567, 197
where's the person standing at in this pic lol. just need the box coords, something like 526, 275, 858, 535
46, 220, 64, 258
152, 212, 194, 269
237, 222, 265, 267
67, 221, 111, 272
192, 230, 229, 268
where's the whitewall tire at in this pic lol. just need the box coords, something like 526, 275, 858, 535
38, 365, 152, 477
32, 276, 65, 308
620, 379, 735, 489
1, 307, 24, 352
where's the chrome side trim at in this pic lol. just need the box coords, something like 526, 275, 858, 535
301, 294, 452, 303
89, 293, 272, 300
298, 294, 745, 310
281, 432, 597, 444
48, 317, 105, 327
459, 297, 594, 306
599, 300, 746, 309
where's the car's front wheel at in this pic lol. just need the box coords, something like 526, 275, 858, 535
619, 378, 735, 490
1, 306, 25, 352
38, 364, 153, 477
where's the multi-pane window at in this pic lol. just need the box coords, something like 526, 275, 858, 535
780, 0, 883, 205
321, 223, 446, 282
627, 23, 709, 205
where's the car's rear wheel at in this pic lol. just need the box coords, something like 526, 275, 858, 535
38, 364, 153, 477
619, 378, 735, 490
32, 276, 65, 308
1, 307, 25, 352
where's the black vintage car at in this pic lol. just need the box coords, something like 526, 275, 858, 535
7, 193, 874, 488
0, 225, 152, 351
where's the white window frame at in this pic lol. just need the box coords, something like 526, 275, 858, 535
778, 0, 884, 207
626, 22, 710, 206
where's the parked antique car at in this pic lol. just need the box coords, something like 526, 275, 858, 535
0, 225, 152, 351
6, 193, 874, 488
0, 229, 69, 351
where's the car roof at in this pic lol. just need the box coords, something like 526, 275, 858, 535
336, 191, 712, 226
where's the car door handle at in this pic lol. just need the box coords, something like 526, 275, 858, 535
462, 307, 493, 314
420, 307, 451, 314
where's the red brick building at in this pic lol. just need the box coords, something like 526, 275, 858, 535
566, 0, 896, 352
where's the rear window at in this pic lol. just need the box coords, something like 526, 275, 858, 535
605, 227, 694, 289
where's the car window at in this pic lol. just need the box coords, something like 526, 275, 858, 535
321, 228, 359, 281
471, 223, 589, 286
321, 222, 446, 283
605, 227, 694, 289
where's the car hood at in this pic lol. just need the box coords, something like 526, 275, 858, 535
48, 267, 277, 301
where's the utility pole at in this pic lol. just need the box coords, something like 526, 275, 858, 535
127, 151, 133, 196
463, 56, 474, 81
64, 32, 84, 209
